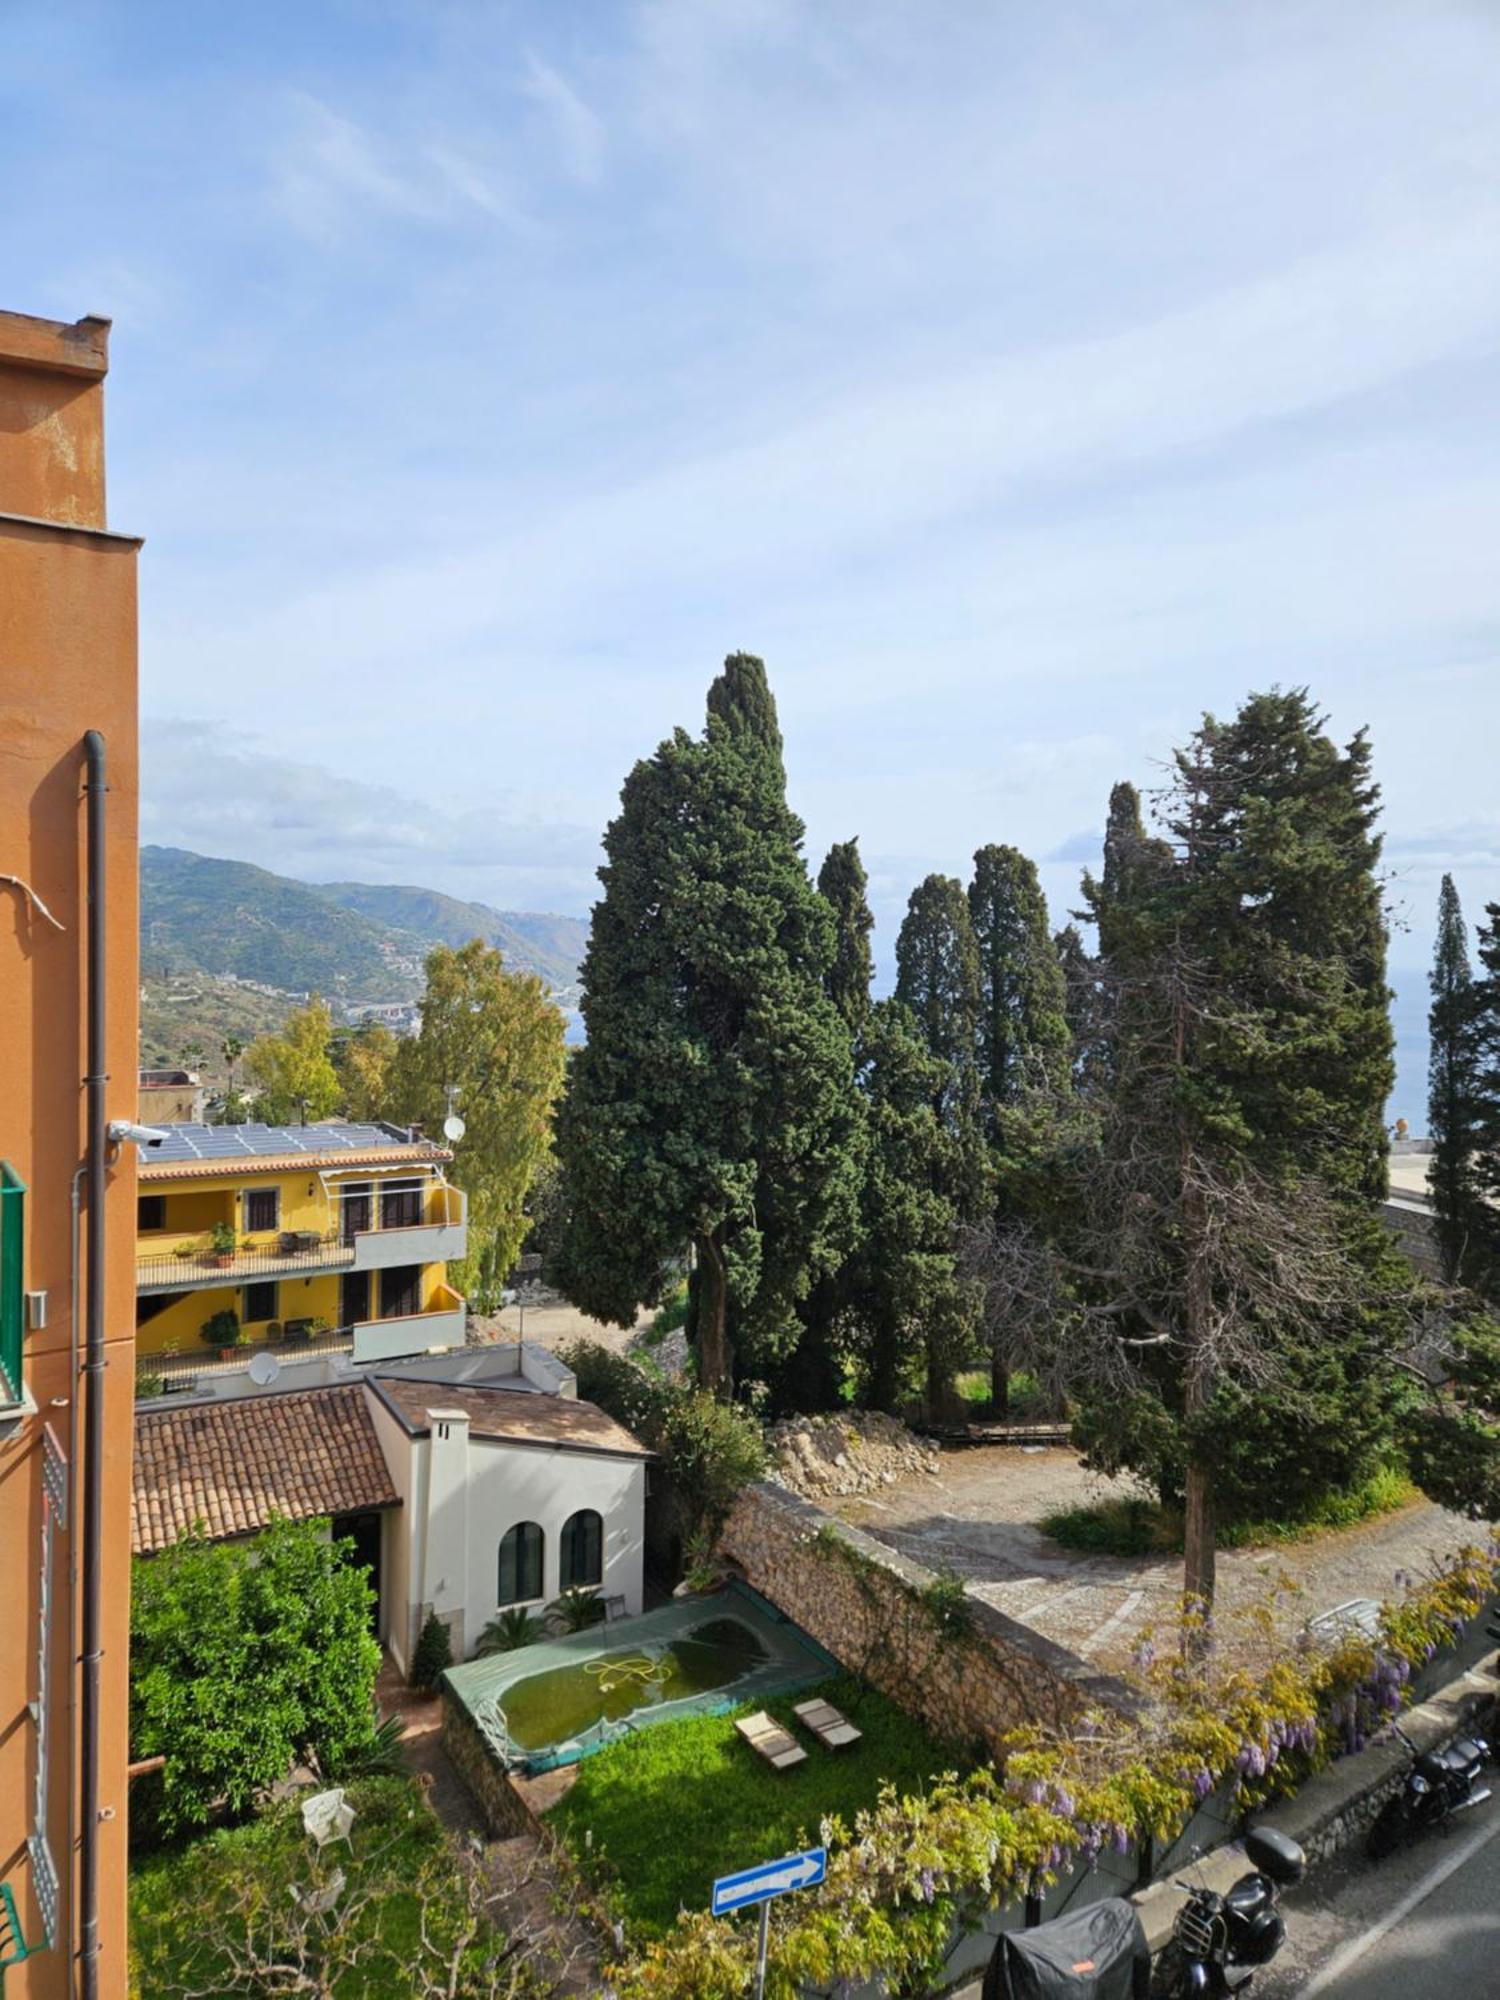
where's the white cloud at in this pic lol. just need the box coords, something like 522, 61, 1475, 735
268, 92, 523, 241
521, 53, 605, 185
141, 719, 598, 911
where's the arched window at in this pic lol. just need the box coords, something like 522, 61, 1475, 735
560, 1509, 603, 1591
497, 1521, 544, 1605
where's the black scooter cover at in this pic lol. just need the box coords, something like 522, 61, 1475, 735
983, 1898, 1152, 2000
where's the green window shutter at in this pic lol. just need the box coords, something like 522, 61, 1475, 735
0, 1162, 25, 1405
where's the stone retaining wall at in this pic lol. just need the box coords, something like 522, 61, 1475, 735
718, 1480, 1138, 1755
441, 1693, 542, 1839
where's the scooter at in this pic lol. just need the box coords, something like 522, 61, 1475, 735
982, 1895, 1151, 1997
1149, 1827, 1305, 1997
1364, 1718, 1491, 1859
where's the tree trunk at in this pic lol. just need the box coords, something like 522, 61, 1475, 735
990, 1346, 1010, 1419
1182, 1453, 1215, 1631
1180, 1151, 1216, 1653
695, 1232, 732, 1399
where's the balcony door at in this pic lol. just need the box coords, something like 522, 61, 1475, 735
341, 1183, 372, 1246
379, 1265, 422, 1320
340, 1270, 371, 1328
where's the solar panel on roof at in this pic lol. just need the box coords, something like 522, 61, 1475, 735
146, 1120, 425, 1164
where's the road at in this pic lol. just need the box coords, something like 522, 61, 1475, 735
1253, 1783, 1500, 1998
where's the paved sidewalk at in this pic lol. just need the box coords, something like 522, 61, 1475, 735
831, 1447, 1483, 1670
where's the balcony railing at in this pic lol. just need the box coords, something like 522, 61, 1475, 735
136, 1284, 470, 1398
136, 1233, 355, 1293
137, 1185, 468, 1294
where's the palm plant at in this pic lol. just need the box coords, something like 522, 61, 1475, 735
475, 1606, 545, 1655
547, 1587, 606, 1634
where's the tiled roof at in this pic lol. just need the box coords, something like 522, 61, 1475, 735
138, 1120, 451, 1179
132, 1385, 399, 1556
370, 1379, 652, 1459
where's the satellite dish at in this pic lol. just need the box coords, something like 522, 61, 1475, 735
247, 1351, 281, 1387
443, 1114, 466, 1143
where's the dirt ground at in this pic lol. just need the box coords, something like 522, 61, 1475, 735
829, 1445, 1485, 1672
474, 1296, 653, 1356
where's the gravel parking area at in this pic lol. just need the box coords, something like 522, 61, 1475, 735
830, 1445, 1483, 1671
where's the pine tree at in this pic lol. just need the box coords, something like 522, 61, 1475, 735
967, 844, 1071, 1116
818, 840, 875, 1033
1429, 875, 1483, 1285
995, 692, 1406, 1618
554, 655, 860, 1396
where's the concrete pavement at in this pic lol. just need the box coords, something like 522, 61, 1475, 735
1255, 1783, 1500, 1997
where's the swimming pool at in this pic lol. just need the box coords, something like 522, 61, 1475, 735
443, 1581, 835, 1773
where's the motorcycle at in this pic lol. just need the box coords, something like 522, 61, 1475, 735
1364, 1718, 1491, 1859
1149, 1826, 1305, 1997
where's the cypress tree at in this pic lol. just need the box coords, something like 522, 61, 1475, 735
818, 840, 875, 1033
968, 844, 1071, 1116
844, 1000, 978, 1414
1429, 875, 1484, 1286
771, 840, 877, 1411
894, 874, 981, 1123
1467, 902, 1500, 1294
554, 654, 860, 1396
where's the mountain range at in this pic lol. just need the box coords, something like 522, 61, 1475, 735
140, 847, 588, 1002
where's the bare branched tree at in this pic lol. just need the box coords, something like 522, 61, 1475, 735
964, 935, 1365, 1635
155, 1826, 579, 2000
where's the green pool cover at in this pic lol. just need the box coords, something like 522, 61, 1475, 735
443, 1582, 834, 1772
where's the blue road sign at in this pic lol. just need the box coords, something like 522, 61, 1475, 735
711, 1846, 827, 1917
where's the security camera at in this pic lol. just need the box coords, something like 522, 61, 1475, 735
107, 1120, 171, 1149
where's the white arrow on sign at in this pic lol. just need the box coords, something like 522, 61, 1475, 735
711, 1846, 827, 1916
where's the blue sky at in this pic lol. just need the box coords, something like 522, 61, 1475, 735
6, 1, 1500, 1123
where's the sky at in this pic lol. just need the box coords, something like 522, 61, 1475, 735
5, 0, 1500, 1126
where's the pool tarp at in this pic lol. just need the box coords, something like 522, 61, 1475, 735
442, 1580, 837, 1772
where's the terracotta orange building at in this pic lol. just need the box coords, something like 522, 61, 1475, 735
0, 309, 140, 1999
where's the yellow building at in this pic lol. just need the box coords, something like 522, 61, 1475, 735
134, 1122, 468, 1392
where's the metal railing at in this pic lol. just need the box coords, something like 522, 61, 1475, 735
136, 1233, 356, 1291
137, 1186, 466, 1292
137, 1323, 359, 1395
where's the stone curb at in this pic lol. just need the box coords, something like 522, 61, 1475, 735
955, 1654, 1499, 1995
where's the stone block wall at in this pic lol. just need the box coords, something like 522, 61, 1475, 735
441, 1693, 541, 1838
718, 1481, 1137, 1757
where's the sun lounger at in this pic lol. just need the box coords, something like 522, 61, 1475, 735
735, 1710, 808, 1771
793, 1697, 863, 1750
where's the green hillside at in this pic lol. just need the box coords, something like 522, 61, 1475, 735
140, 848, 588, 1007
141, 847, 421, 999
311, 882, 587, 992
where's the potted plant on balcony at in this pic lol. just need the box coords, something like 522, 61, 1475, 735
199, 1307, 242, 1358
204, 1222, 238, 1269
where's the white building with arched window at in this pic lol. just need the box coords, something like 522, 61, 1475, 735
366, 1368, 652, 1671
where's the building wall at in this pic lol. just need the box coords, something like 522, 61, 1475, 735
391, 1422, 647, 1670
137, 1259, 454, 1358
0, 310, 139, 1999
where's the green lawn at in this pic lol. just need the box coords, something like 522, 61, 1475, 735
1040, 1462, 1419, 1559
546, 1673, 968, 1937
130, 1776, 499, 1999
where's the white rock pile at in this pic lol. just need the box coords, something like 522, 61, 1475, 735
767, 1410, 941, 1499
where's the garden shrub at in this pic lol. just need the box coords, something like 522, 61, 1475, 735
560, 1338, 766, 1539
130, 1517, 380, 1834
412, 1609, 454, 1691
